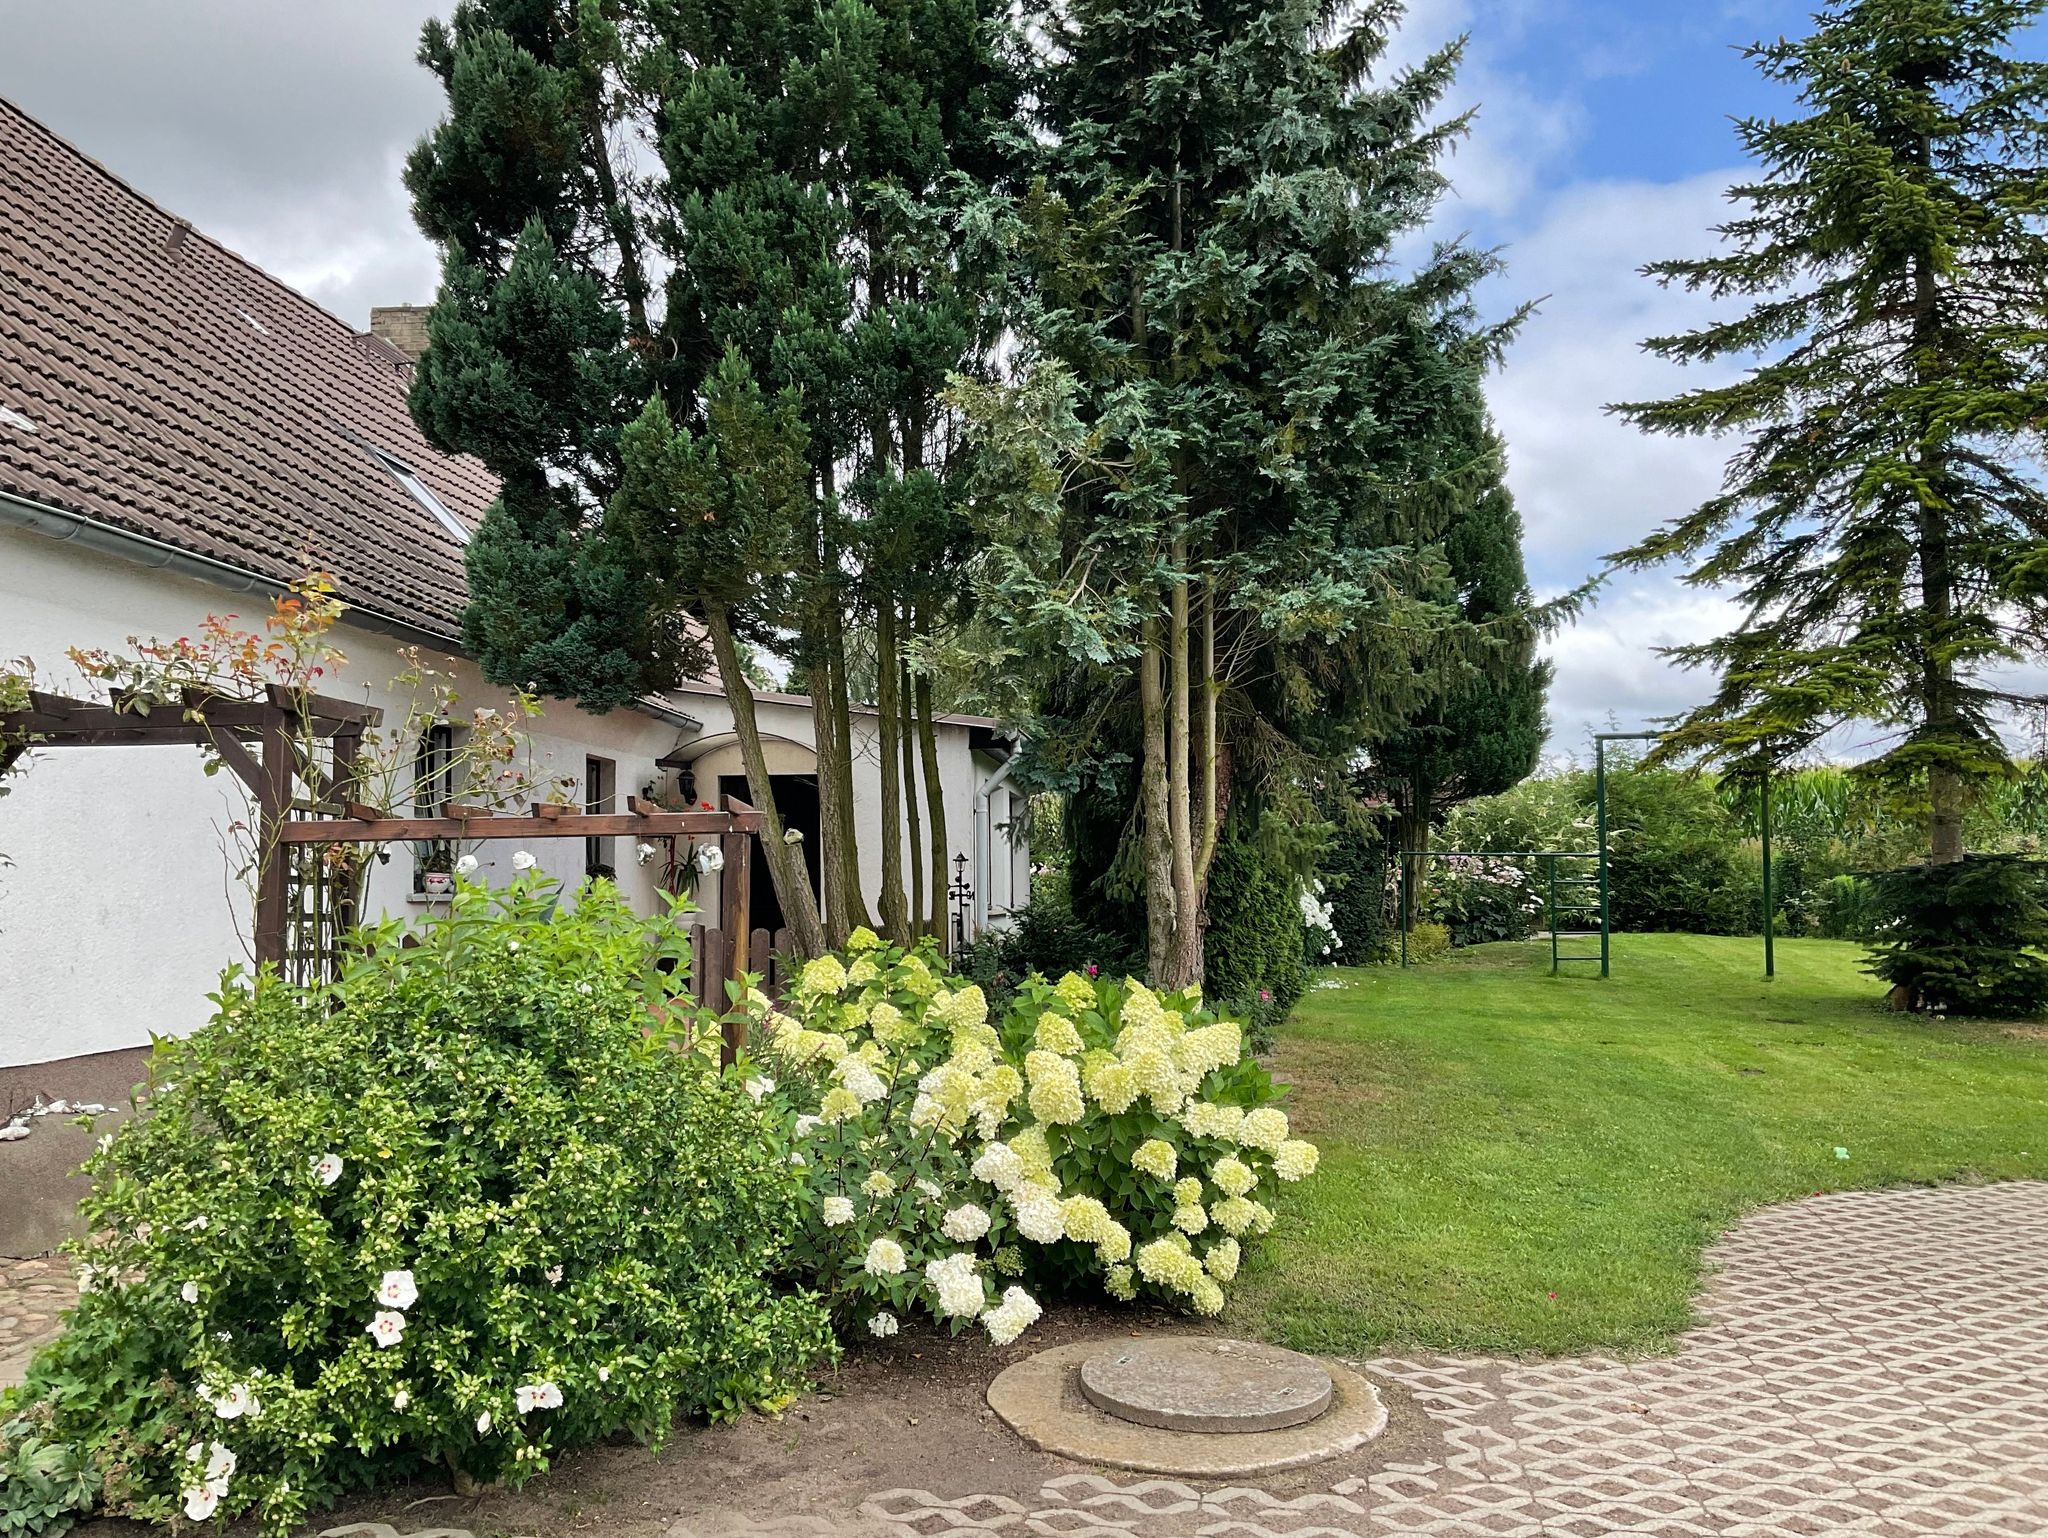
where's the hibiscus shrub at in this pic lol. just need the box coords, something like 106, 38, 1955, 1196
752, 931, 1317, 1344
2, 878, 833, 1536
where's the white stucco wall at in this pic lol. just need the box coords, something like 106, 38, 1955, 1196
0, 525, 1022, 1068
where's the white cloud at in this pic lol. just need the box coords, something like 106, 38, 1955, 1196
1464, 169, 1757, 755
1486, 169, 1745, 576
1539, 578, 1739, 757
1386, 0, 1587, 221
4, 0, 448, 327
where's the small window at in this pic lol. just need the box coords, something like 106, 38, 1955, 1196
584, 755, 616, 880
412, 724, 456, 894
370, 446, 471, 544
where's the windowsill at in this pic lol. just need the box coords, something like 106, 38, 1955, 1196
406, 893, 453, 906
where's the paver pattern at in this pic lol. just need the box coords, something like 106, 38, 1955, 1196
692, 1183, 2048, 1536
120, 1183, 2048, 1536
0, 1251, 77, 1388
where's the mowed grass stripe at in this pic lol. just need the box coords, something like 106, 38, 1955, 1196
1228, 935, 2048, 1357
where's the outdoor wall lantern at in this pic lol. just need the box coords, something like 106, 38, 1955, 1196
949, 852, 975, 949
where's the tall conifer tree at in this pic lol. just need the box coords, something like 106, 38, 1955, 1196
1614, 0, 2048, 863
961, 0, 1520, 985
404, 0, 1010, 952
1367, 416, 1549, 862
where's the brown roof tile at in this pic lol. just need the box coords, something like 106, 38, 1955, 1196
0, 97, 495, 641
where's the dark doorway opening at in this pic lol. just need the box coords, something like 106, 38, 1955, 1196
721, 773, 820, 935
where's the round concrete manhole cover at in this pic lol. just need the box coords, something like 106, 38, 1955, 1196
1078, 1337, 1334, 1434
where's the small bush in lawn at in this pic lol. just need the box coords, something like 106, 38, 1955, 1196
1403, 921, 1452, 963
752, 931, 1318, 1342
1866, 855, 2048, 1015
0, 878, 833, 1536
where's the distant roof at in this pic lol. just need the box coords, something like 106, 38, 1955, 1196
0, 97, 493, 642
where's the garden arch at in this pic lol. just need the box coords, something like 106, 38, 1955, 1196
1, 687, 768, 1063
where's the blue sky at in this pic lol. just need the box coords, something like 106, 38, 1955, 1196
1385, 1, 1844, 756
1408, 0, 2044, 761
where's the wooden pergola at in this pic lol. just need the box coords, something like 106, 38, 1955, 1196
2, 686, 765, 1062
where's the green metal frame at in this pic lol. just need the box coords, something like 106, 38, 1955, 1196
1593, 733, 1661, 977
1399, 849, 1599, 972
1397, 730, 1782, 981
1592, 730, 1777, 980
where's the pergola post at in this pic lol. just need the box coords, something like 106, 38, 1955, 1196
719, 796, 755, 1063
254, 696, 293, 970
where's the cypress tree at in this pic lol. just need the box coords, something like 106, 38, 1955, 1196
1367, 417, 1550, 863
404, 0, 1011, 952
1613, 0, 2048, 863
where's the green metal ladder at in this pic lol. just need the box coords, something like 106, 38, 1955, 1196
1542, 852, 1603, 974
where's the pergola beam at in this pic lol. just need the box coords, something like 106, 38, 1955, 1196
276, 809, 764, 844
3, 690, 765, 1065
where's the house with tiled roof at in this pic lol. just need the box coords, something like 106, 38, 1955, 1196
0, 96, 1028, 1084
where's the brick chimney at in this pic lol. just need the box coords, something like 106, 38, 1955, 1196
367, 304, 432, 361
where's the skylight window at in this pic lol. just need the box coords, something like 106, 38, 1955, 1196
370, 447, 470, 544
0, 405, 37, 433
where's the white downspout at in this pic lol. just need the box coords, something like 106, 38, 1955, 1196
973, 751, 1019, 938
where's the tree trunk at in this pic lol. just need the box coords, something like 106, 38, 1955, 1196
875, 600, 911, 942
914, 649, 950, 948
823, 602, 874, 932
1165, 559, 1201, 988
809, 628, 853, 948
1194, 576, 1220, 892
703, 600, 825, 958
902, 650, 926, 938
1138, 617, 1179, 983
1911, 244, 1965, 866
1398, 770, 1434, 900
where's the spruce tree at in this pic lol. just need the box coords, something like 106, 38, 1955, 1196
1614, 0, 2048, 863
960, 0, 1519, 985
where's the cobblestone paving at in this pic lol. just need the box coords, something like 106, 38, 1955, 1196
333, 1183, 2048, 1538
702, 1183, 2048, 1537
0, 1251, 76, 1388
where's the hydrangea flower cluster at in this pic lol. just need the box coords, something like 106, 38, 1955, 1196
1299, 879, 1341, 958
756, 930, 1317, 1342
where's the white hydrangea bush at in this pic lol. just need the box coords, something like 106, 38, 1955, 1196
753, 929, 1318, 1344
4, 881, 834, 1536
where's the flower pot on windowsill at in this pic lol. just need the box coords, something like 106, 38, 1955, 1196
422, 871, 454, 897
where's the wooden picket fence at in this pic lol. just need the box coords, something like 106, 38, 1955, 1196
683, 925, 797, 1053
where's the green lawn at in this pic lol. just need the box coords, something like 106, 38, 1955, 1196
1229, 934, 2048, 1358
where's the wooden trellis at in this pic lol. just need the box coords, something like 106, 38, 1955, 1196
1, 687, 768, 1063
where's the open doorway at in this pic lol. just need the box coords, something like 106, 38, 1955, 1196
720, 773, 820, 935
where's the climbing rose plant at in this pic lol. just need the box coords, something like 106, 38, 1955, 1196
753, 930, 1317, 1343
